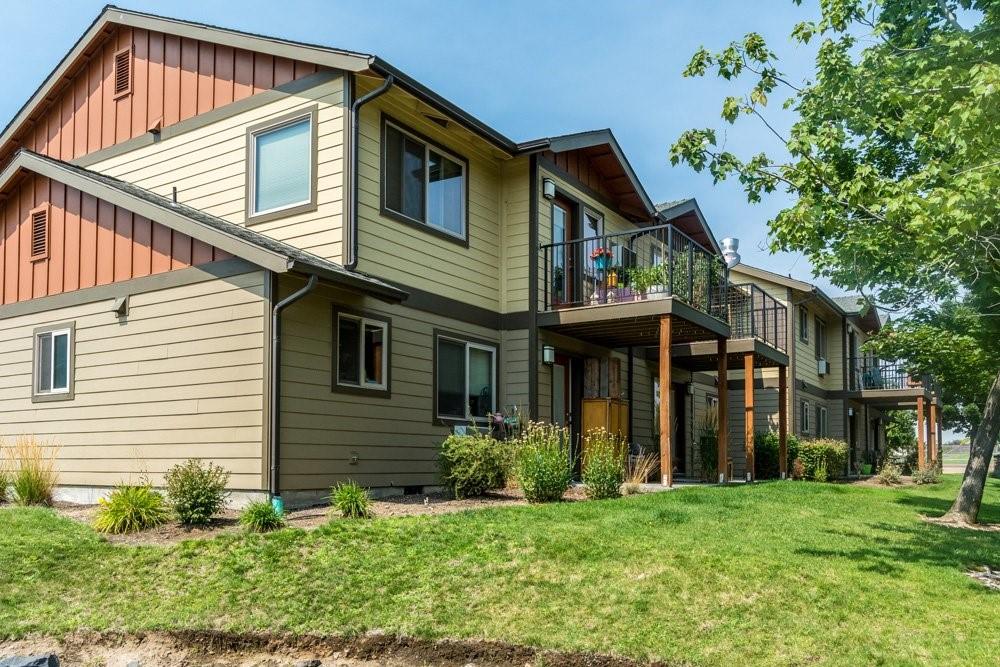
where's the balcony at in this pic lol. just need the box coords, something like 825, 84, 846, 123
726, 283, 786, 352
846, 357, 937, 408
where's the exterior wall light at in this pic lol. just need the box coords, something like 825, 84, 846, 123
542, 345, 556, 365
542, 178, 556, 200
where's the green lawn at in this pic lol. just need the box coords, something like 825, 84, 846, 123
2, 476, 999, 666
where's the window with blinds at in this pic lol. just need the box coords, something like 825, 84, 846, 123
249, 113, 314, 218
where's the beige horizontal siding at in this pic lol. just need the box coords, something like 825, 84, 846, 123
0, 270, 267, 490
277, 277, 501, 491
89, 76, 346, 262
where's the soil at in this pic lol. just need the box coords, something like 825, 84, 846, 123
52, 487, 592, 547
967, 566, 1000, 591
0, 630, 670, 667
849, 476, 918, 489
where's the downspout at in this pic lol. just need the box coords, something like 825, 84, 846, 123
345, 73, 395, 270
270, 273, 318, 513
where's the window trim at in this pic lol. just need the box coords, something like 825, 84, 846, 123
331, 306, 391, 398
800, 399, 811, 434
245, 106, 319, 225
799, 307, 809, 343
432, 329, 498, 424
380, 113, 470, 248
818, 405, 829, 437
32, 322, 75, 403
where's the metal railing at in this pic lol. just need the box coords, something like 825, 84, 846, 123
540, 222, 728, 322
848, 357, 929, 391
725, 283, 787, 351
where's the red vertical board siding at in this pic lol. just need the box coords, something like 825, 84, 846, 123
131, 29, 150, 138
147, 32, 165, 130
100, 42, 116, 151
87, 53, 103, 154
253, 53, 274, 93
214, 45, 235, 107
163, 34, 182, 127
197, 42, 215, 115
0, 173, 227, 305
179, 38, 199, 122
233, 49, 254, 100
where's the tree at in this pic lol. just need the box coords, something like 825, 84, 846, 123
670, 0, 1000, 523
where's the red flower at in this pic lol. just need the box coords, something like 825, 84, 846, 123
590, 247, 613, 260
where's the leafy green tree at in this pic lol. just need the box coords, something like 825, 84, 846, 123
671, 0, 999, 523
885, 410, 917, 454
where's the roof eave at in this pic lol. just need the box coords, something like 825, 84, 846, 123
655, 198, 723, 256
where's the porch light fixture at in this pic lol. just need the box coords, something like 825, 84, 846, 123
542, 345, 556, 365
542, 178, 556, 200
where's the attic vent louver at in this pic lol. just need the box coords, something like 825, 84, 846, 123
113, 47, 133, 98
29, 205, 48, 260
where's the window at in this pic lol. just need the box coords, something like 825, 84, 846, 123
29, 205, 49, 261
651, 245, 663, 266
817, 406, 829, 437
113, 47, 132, 98
435, 334, 496, 421
800, 400, 811, 434
584, 208, 604, 237
33, 324, 74, 402
382, 118, 467, 241
799, 307, 809, 343
247, 108, 317, 221
334, 310, 390, 394
815, 317, 827, 359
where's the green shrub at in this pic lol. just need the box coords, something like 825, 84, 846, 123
754, 431, 801, 479
240, 501, 286, 532
797, 439, 849, 481
791, 457, 806, 480
165, 459, 230, 526
512, 422, 573, 503
94, 484, 169, 534
876, 461, 902, 485
439, 431, 508, 498
331, 481, 371, 518
912, 464, 941, 485
5, 436, 60, 506
581, 429, 627, 500
697, 407, 719, 481
813, 460, 829, 483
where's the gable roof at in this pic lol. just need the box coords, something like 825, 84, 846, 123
655, 198, 722, 256
0, 150, 406, 302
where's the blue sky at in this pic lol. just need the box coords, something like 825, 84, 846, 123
0, 0, 840, 292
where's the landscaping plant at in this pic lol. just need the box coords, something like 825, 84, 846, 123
0, 468, 8, 504
331, 481, 372, 518
754, 430, 801, 479
512, 422, 573, 503
581, 429, 627, 500
697, 406, 719, 481
439, 431, 508, 498
790, 458, 805, 481
624, 452, 659, 495
239, 501, 286, 532
165, 459, 230, 526
912, 464, 942, 486
876, 461, 903, 486
4, 436, 59, 506
93, 484, 169, 534
796, 439, 849, 481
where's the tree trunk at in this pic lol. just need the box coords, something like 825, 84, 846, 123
942, 368, 1000, 524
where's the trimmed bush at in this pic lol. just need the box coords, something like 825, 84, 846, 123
512, 422, 573, 503
754, 431, 801, 479
791, 458, 806, 480
581, 429, 627, 500
331, 481, 372, 518
912, 464, 941, 485
165, 459, 230, 526
439, 431, 508, 498
796, 439, 849, 481
240, 501, 286, 532
876, 461, 902, 485
94, 484, 169, 534
4, 436, 60, 506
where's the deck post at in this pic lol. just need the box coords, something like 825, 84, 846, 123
744, 351, 755, 481
916, 395, 926, 469
929, 398, 938, 466
659, 314, 672, 487
717, 337, 729, 483
778, 365, 788, 478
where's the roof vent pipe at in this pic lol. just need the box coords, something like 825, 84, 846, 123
721, 237, 740, 269
346, 73, 395, 270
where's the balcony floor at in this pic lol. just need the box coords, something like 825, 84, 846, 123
536, 296, 729, 348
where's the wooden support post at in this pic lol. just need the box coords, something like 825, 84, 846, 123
717, 337, 729, 483
778, 365, 788, 478
659, 315, 672, 486
929, 399, 938, 466
916, 396, 926, 469
744, 351, 755, 482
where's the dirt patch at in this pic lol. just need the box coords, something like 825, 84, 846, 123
0, 630, 671, 667
968, 566, 1000, 591
923, 515, 1000, 531
849, 476, 917, 489
52, 487, 593, 547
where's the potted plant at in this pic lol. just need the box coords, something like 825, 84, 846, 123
590, 246, 613, 270
589, 247, 613, 303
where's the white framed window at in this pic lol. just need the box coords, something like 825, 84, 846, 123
382, 117, 468, 240
800, 400, 811, 434
818, 406, 829, 437
33, 324, 74, 402
435, 335, 497, 421
335, 311, 390, 393
247, 108, 317, 221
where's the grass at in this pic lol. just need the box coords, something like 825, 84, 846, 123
1, 476, 999, 666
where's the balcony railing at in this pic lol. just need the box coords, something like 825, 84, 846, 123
848, 357, 930, 391
540, 223, 728, 321
726, 283, 787, 351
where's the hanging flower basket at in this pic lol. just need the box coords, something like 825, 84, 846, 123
590, 247, 613, 270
